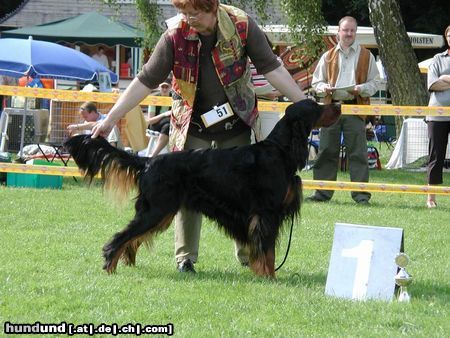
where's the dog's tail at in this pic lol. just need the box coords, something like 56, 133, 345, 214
64, 134, 147, 203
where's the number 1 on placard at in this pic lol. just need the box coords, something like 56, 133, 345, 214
341, 240, 374, 300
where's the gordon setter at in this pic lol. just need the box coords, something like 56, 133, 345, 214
65, 99, 341, 278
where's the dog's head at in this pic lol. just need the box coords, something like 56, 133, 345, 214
268, 99, 341, 170
284, 99, 341, 130
64, 134, 114, 180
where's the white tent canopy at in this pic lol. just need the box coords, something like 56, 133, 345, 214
386, 118, 450, 169
263, 25, 444, 49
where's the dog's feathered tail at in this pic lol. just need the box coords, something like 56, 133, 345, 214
64, 135, 147, 204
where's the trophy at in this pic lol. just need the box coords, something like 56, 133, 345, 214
394, 253, 412, 302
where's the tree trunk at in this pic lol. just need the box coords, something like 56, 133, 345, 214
368, 0, 428, 107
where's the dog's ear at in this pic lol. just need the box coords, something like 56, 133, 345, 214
291, 119, 310, 170
285, 100, 319, 170
316, 103, 341, 128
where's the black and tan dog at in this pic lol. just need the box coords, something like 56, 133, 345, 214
65, 99, 340, 278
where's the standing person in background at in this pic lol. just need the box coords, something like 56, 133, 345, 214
425, 25, 450, 208
146, 82, 172, 156
91, 0, 306, 274
307, 16, 379, 204
92, 46, 110, 69
127, 50, 133, 75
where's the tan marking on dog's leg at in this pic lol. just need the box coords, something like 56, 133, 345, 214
265, 248, 276, 278
118, 214, 176, 268
249, 251, 276, 279
283, 184, 295, 206
106, 245, 127, 274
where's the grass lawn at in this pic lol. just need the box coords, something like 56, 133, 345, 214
0, 148, 449, 337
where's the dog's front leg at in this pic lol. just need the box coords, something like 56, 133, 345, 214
249, 246, 275, 278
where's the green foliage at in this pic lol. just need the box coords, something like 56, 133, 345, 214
281, 0, 328, 63
135, 0, 163, 50
98, 0, 121, 13
103, 0, 162, 50
103, 0, 327, 60
221, 0, 275, 23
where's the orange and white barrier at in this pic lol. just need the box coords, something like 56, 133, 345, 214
1, 85, 450, 116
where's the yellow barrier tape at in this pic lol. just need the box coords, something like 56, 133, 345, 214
0, 85, 172, 106
0, 163, 84, 177
1, 163, 449, 195
2, 85, 450, 115
303, 180, 450, 195
341, 104, 450, 117
258, 101, 290, 112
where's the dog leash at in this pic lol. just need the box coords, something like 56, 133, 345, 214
258, 137, 294, 271
275, 216, 295, 271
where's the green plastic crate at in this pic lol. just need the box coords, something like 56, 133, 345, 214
7, 159, 63, 189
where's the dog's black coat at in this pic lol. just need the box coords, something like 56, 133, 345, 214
65, 99, 340, 277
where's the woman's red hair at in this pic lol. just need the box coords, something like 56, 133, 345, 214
172, 0, 219, 13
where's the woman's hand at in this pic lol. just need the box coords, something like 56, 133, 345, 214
91, 120, 114, 138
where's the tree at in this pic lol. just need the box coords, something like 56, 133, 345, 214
368, 0, 428, 107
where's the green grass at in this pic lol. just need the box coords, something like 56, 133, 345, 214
0, 156, 449, 337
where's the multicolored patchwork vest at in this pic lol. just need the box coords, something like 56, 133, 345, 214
168, 4, 257, 151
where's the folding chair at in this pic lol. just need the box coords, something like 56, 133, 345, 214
339, 132, 348, 172
35, 104, 72, 166
305, 129, 319, 170
141, 130, 169, 157
375, 123, 394, 149
36, 143, 71, 165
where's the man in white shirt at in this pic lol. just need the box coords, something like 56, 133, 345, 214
307, 16, 380, 204
67, 101, 121, 148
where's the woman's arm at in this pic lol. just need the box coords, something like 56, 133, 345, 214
264, 65, 307, 102
91, 78, 152, 138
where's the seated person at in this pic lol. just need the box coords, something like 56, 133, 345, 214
67, 101, 122, 148
146, 82, 172, 156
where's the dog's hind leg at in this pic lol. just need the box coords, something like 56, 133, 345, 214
121, 213, 174, 267
103, 211, 175, 273
247, 215, 278, 278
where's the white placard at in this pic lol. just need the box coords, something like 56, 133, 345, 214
201, 102, 234, 128
331, 84, 356, 96
325, 223, 403, 301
